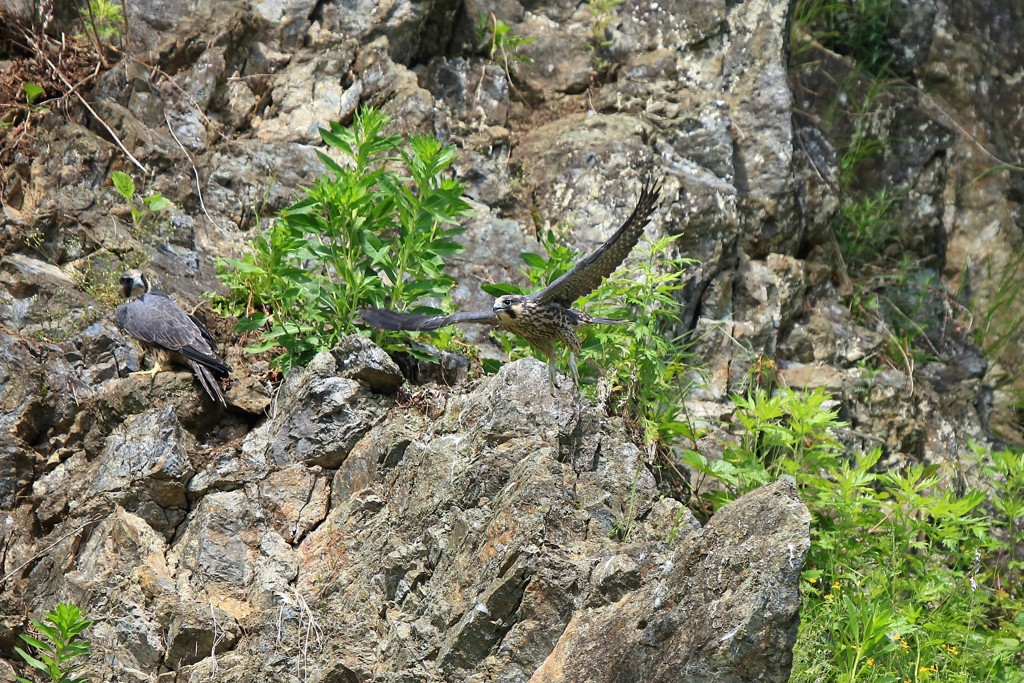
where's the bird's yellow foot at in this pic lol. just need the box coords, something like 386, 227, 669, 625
130, 362, 164, 378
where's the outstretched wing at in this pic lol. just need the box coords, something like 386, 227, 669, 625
359, 307, 498, 331
534, 177, 662, 307
116, 293, 231, 377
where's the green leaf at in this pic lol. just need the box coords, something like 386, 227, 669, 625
482, 358, 503, 374
14, 645, 48, 672
319, 127, 353, 157
315, 149, 347, 175
143, 194, 171, 212
30, 619, 58, 641
18, 635, 49, 651
519, 252, 548, 269
481, 283, 524, 296
22, 82, 44, 105
111, 170, 135, 201
426, 239, 465, 256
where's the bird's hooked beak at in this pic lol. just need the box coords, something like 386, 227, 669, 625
493, 296, 517, 320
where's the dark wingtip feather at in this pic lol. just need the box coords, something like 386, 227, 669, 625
191, 361, 227, 407
359, 307, 444, 331
359, 307, 406, 330
182, 348, 231, 378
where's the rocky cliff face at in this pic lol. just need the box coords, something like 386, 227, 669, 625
1, 0, 1020, 680
2, 351, 811, 682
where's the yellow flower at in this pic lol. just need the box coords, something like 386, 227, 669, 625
832, 581, 841, 590
825, 593, 834, 600
900, 640, 909, 650
808, 577, 818, 584
866, 658, 874, 666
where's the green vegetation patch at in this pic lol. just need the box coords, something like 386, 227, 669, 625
215, 107, 471, 371
688, 386, 1024, 681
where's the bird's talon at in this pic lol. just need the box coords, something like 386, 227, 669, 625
130, 365, 162, 378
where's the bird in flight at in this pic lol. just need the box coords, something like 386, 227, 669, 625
115, 269, 232, 406
360, 177, 662, 390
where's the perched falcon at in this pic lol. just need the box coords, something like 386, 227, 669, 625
115, 269, 232, 406
360, 177, 662, 389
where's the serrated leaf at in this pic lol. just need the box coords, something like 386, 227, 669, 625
111, 170, 135, 201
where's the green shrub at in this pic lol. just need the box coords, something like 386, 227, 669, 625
475, 13, 534, 75
111, 171, 171, 234
14, 602, 92, 683
215, 107, 471, 371
791, 0, 898, 76
687, 386, 1024, 681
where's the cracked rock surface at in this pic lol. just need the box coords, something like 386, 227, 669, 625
2, 354, 809, 681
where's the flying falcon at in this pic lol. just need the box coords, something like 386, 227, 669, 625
115, 269, 232, 406
360, 177, 662, 389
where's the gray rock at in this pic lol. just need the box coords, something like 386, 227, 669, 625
530, 478, 810, 683
0, 435, 36, 511
64, 508, 174, 667
590, 553, 641, 603
418, 57, 510, 127
32, 407, 196, 536
243, 351, 385, 468
331, 335, 404, 394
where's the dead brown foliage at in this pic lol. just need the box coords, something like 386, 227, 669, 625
0, 8, 101, 166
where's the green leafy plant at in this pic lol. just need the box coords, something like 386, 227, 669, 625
78, 0, 123, 66
215, 107, 471, 371
22, 82, 45, 107
65, 172, 164, 309
586, 0, 624, 72
790, 0, 897, 76
111, 170, 171, 233
14, 602, 92, 683
78, 0, 122, 47
475, 13, 534, 79
972, 252, 1024, 390
687, 385, 1024, 682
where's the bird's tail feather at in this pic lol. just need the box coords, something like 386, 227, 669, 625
191, 361, 227, 407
